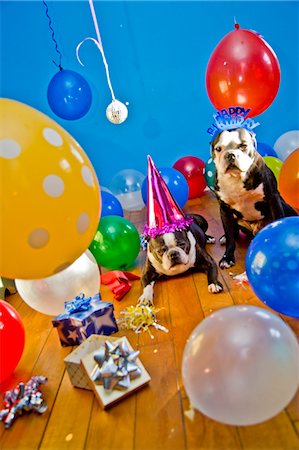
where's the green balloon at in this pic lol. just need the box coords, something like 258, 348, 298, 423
263, 156, 282, 182
89, 215, 140, 270
204, 157, 215, 191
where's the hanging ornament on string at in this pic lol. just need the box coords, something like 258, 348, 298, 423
106, 99, 128, 125
76, 0, 128, 125
43, 0, 92, 120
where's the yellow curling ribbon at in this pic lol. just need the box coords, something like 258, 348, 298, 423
117, 301, 168, 339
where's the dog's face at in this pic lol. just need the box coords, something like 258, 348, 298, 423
211, 128, 257, 175
147, 230, 196, 275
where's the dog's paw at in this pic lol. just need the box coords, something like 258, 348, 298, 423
137, 294, 153, 307
219, 258, 235, 269
208, 281, 223, 294
137, 284, 154, 306
206, 234, 216, 244
219, 255, 235, 269
219, 235, 226, 245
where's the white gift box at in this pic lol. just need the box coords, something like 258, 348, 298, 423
81, 336, 151, 409
64, 334, 119, 390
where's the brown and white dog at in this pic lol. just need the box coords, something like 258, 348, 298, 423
138, 214, 223, 305
211, 127, 298, 269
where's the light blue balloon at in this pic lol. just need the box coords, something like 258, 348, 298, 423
274, 130, 299, 161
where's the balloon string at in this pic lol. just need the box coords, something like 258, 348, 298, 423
43, 0, 63, 70
76, 0, 116, 101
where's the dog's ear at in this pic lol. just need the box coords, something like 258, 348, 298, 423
140, 233, 151, 251
210, 133, 220, 159
239, 128, 257, 150
210, 142, 215, 159
249, 131, 257, 149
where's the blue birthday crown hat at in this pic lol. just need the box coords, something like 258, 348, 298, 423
207, 106, 260, 141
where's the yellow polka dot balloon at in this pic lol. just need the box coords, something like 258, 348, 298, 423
0, 98, 101, 279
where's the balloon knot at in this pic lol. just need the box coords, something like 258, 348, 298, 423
234, 23, 240, 30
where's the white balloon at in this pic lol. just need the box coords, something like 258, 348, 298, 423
273, 130, 299, 160
182, 306, 299, 426
100, 186, 113, 194
16, 250, 100, 316
110, 169, 146, 211
116, 191, 144, 211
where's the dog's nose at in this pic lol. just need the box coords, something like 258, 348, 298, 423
169, 250, 180, 261
225, 152, 236, 162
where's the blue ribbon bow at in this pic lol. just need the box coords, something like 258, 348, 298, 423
64, 293, 92, 314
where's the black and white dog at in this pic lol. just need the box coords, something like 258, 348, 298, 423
211, 128, 298, 269
138, 214, 223, 305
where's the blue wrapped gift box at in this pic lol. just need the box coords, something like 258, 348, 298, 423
52, 293, 118, 347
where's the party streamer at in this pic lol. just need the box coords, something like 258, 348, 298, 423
76, 0, 128, 124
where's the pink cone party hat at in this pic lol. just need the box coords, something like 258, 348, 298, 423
143, 156, 193, 238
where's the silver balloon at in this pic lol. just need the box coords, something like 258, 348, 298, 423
15, 250, 100, 316
273, 130, 299, 160
182, 305, 299, 426
106, 100, 128, 124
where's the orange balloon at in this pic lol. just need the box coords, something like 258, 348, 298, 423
206, 28, 280, 118
278, 148, 299, 209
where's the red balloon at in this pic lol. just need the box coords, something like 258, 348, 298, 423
0, 300, 25, 384
206, 28, 280, 117
173, 156, 207, 199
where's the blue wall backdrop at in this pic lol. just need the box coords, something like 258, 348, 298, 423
1, 1, 299, 188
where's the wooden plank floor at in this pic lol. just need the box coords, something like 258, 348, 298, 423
1, 191, 298, 450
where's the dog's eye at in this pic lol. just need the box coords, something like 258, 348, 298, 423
214, 147, 221, 153
240, 144, 247, 151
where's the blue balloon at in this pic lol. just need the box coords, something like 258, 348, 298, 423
246, 217, 299, 318
47, 69, 92, 120
257, 142, 277, 157
141, 167, 189, 208
101, 191, 124, 218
